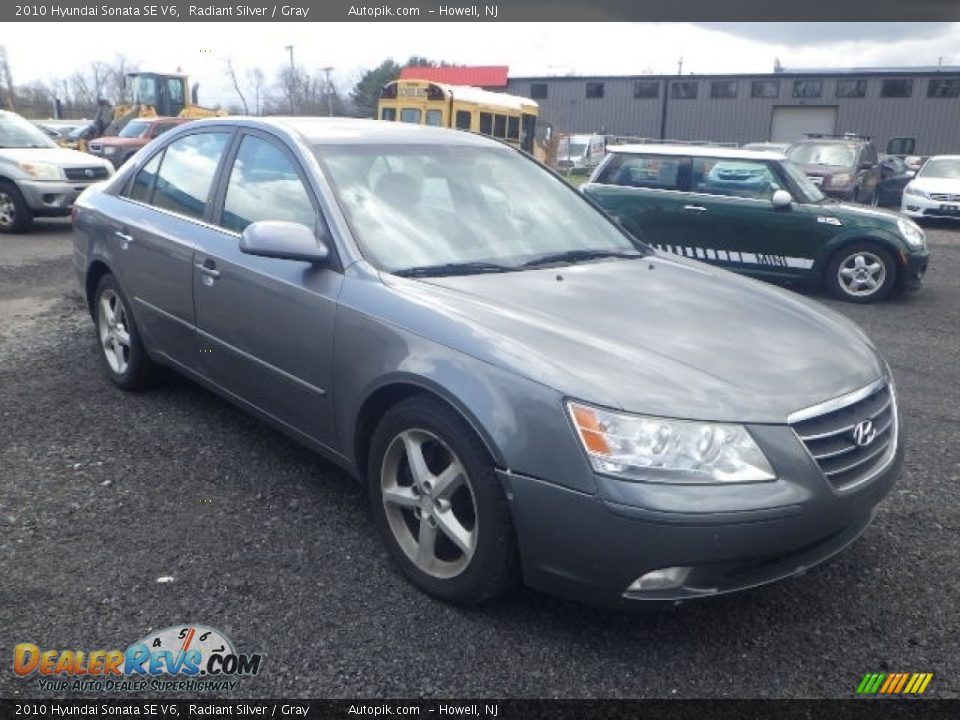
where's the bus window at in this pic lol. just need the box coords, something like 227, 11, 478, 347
493, 115, 506, 138
400, 108, 422, 124
507, 116, 520, 140
479, 112, 493, 135
455, 110, 471, 130
381, 108, 397, 121
521, 114, 536, 153
426, 109, 443, 126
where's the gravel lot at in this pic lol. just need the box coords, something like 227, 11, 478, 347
1, 219, 958, 699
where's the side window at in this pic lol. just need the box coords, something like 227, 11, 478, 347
507, 116, 520, 140
493, 115, 507, 138
597, 154, 686, 191
153, 123, 177, 137
693, 158, 781, 200
128, 150, 163, 204
399, 108, 421, 124
862, 145, 877, 165
221, 135, 317, 234
478, 112, 493, 135
381, 108, 397, 121
455, 110, 471, 130
425, 109, 443, 127
151, 132, 229, 220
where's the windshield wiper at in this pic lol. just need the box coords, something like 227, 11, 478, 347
520, 248, 645, 269
393, 261, 516, 278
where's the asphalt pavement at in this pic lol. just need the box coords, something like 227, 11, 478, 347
1, 219, 957, 699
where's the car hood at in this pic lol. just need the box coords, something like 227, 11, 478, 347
0, 146, 111, 168
794, 163, 851, 178
908, 176, 960, 195
387, 255, 884, 423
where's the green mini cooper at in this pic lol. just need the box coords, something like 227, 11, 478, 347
583, 145, 930, 303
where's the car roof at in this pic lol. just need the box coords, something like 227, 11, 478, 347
791, 137, 870, 145
924, 154, 960, 161
178, 116, 503, 148
608, 144, 785, 161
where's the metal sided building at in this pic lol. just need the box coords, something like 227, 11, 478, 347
505, 67, 960, 155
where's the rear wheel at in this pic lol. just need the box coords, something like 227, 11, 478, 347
368, 395, 519, 604
825, 243, 897, 303
93, 273, 161, 390
0, 181, 33, 234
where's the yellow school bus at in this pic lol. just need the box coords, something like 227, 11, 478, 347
377, 79, 538, 154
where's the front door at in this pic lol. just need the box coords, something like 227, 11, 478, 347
193, 131, 342, 448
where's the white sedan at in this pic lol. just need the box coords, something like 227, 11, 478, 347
901, 155, 960, 220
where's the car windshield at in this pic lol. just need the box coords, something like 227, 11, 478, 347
566, 142, 587, 157
0, 113, 57, 148
919, 158, 960, 179
778, 159, 826, 203
68, 124, 93, 139
119, 120, 151, 138
787, 143, 857, 167
315, 143, 642, 274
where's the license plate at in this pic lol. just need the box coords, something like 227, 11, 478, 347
940, 204, 959, 212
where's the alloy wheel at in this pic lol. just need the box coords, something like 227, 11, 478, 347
98, 289, 132, 375
0, 192, 16, 229
837, 251, 886, 297
380, 428, 478, 579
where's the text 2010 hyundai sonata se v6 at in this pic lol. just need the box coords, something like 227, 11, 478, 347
73, 118, 902, 607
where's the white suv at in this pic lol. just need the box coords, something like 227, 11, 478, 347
0, 110, 114, 233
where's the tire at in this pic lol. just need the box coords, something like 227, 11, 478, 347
93, 273, 161, 390
368, 395, 520, 604
0, 181, 34, 234
825, 243, 897, 303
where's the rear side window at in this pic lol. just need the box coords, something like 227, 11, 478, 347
692, 158, 782, 200
596, 154, 686, 191
221, 135, 317, 233
129, 151, 163, 204
151, 132, 230, 220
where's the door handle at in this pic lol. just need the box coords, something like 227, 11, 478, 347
114, 230, 134, 245
195, 261, 221, 280
683, 205, 707, 212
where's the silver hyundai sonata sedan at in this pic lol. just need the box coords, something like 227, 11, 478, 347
73, 118, 902, 607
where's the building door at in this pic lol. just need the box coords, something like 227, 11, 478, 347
770, 106, 838, 143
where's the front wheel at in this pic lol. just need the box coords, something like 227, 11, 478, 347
0, 181, 33, 234
368, 395, 519, 604
825, 243, 897, 303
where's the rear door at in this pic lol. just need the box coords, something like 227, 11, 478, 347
677, 156, 827, 280
583, 152, 691, 248
108, 129, 232, 368
193, 130, 342, 448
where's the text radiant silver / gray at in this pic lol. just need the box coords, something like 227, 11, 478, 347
73, 117, 902, 607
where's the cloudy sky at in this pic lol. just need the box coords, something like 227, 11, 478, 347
6, 22, 960, 108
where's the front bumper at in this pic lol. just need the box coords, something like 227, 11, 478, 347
898, 249, 929, 291
17, 178, 93, 216
500, 419, 902, 607
901, 194, 960, 220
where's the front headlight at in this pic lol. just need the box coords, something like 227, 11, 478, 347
826, 172, 853, 188
897, 218, 926, 249
18, 161, 61, 181
904, 184, 929, 199
567, 402, 776, 484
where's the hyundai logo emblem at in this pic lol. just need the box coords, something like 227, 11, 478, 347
852, 420, 878, 447
84, 169, 95, 178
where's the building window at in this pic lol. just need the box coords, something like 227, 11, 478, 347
671, 81, 698, 100
881, 78, 913, 97
836, 79, 867, 98
750, 80, 779, 98
928, 78, 960, 97
793, 80, 822, 98
530, 83, 548, 99
633, 80, 659, 99
586, 82, 604, 99
710, 80, 738, 99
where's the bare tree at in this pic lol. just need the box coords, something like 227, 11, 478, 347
0, 45, 15, 111
226, 58, 249, 115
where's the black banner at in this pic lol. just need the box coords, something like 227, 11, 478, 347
0, 699, 957, 720
3, 0, 960, 22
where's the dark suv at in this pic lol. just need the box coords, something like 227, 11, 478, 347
786, 135, 881, 204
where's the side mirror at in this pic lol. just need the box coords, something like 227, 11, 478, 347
240, 221, 329, 263
771, 190, 794, 209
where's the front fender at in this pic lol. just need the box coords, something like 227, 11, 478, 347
813, 227, 907, 277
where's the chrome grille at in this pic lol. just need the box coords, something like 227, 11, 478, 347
790, 381, 896, 491
930, 193, 960, 202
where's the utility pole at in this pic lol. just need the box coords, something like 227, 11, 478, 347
284, 45, 295, 114
677, 57, 683, 76
321, 66, 334, 116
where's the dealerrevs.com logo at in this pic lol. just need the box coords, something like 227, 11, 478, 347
13, 625, 263, 693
